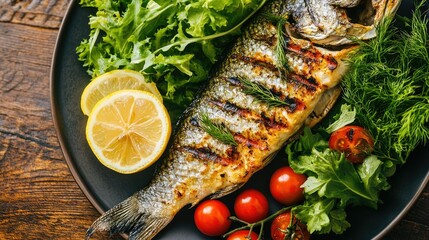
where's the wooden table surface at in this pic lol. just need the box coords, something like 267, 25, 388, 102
0, 0, 428, 239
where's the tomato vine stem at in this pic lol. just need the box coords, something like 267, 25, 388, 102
222, 206, 294, 239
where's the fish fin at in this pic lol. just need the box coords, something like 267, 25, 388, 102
210, 183, 245, 199
86, 193, 173, 240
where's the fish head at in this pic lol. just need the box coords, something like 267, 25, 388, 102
286, 0, 402, 45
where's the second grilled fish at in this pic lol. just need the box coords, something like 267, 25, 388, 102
86, 0, 400, 239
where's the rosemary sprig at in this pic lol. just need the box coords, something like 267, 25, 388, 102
240, 77, 291, 108
200, 113, 237, 146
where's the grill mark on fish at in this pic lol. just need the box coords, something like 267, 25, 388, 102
181, 146, 234, 166
202, 102, 261, 135
234, 133, 269, 151
253, 34, 278, 47
209, 98, 243, 115
222, 35, 329, 95
208, 98, 289, 130
287, 42, 338, 70
224, 76, 308, 112
201, 99, 274, 151
203, 90, 288, 153
215, 75, 308, 126
289, 73, 319, 91
179, 119, 235, 159
210, 76, 285, 123
230, 53, 279, 72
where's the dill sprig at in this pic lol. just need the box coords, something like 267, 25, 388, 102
262, 13, 290, 71
200, 113, 237, 146
240, 77, 291, 107
342, 2, 429, 167
275, 17, 289, 70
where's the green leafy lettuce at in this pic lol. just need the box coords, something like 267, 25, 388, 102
287, 127, 390, 234
77, 0, 266, 121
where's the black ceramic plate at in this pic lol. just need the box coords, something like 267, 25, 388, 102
51, 1, 429, 239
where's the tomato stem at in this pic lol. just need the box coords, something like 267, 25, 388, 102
222, 206, 294, 239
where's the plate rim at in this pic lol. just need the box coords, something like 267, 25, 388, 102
374, 170, 428, 239
49, 0, 429, 239
50, 0, 105, 215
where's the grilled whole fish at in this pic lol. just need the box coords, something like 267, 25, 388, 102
86, 0, 399, 239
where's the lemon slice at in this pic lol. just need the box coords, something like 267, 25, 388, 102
86, 90, 171, 174
81, 69, 162, 116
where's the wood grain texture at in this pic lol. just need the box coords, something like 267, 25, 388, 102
0, 1, 109, 239
0, 0, 69, 28
0, 0, 427, 239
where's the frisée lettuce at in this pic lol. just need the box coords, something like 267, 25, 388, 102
76, 0, 266, 121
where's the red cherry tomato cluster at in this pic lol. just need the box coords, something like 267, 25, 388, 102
269, 167, 309, 239
193, 190, 268, 237
329, 125, 374, 163
193, 125, 374, 238
194, 167, 309, 238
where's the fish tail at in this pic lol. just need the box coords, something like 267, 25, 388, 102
86, 193, 173, 240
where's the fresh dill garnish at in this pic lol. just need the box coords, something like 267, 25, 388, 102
200, 113, 237, 146
240, 77, 291, 107
262, 13, 289, 71
342, 2, 429, 168
275, 18, 289, 70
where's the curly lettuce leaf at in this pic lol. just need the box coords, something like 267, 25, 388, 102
77, 0, 265, 122
325, 104, 356, 134
293, 197, 350, 234
287, 127, 389, 234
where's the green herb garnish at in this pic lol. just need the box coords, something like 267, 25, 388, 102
325, 104, 356, 134
285, 1, 429, 235
287, 125, 389, 235
342, 2, 429, 165
240, 77, 291, 107
200, 113, 237, 146
275, 18, 289, 71
262, 13, 290, 71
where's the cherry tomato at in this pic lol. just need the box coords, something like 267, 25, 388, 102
194, 199, 231, 236
234, 189, 269, 223
329, 125, 374, 163
226, 230, 259, 240
271, 211, 310, 240
270, 166, 307, 205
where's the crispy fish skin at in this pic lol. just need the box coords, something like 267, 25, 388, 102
86, 0, 400, 239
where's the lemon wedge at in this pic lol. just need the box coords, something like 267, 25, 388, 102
81, 69, 162, 116
85, 90, 171, 174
